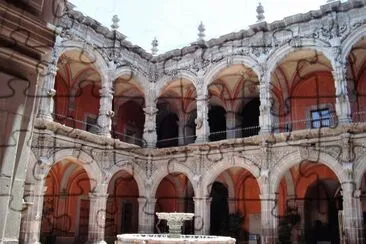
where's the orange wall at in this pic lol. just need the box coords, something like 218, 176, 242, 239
106, 171, 139, 236
277, 161, 338, 216
41, 162, 90, 237
114, 101, 145, 137
54, 74, 100, 130
290, 72, 335, 130
216, 168, 261, 232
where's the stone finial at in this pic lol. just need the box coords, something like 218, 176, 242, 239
256, 2, 265, 22
151, 37, 159, 56
198, 21, 205, 42
111, 15, 120, 30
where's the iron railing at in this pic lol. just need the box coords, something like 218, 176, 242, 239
50, 112, 365, 148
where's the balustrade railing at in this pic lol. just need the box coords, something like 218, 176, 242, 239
47, 111, 366, 148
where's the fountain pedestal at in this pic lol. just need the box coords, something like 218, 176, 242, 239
156, 212, 194, 237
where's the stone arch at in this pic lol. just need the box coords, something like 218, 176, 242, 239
341, 24, 366, 64
150, 163, 197, 198
201, 156, 261, 196
105, 162, 146, 197
208, 91, 228, 110
37, 149, 103, 191
270, 149, 347, 193
266, 39, 335, 77
203, 56, 261, 96
113, 67, 149, 98
155, 70, 198, 98
59, 163, 78, 190
56, 40, 109, 85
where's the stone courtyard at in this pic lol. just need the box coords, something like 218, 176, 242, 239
2, 0, 366, 243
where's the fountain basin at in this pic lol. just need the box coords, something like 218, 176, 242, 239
156, 212, 194, 237
116, 234, 236, 243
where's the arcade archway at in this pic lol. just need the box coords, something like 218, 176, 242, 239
40, 160, 92, 244
105, 170, 139, 243
276, 161, 342, 243
154, 173, 194, 234
209, 167, 261, 242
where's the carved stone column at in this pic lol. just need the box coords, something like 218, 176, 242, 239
138, 197, 156, 234
37, 63, 57, 121
259, 79, 273, 134
143, 106, 158, 148
97, 86, 114, 137
195, 94, 210, 143
86, 191, 108, 244
342, 182, 364, 244
19, 182, 47, 244
333, 64, 351, 124
177, 120, 186, 146
193, 196, 211, 235
260, 192, 277, 244
226, 111, 242, 139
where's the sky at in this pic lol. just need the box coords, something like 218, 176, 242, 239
69, 0, 336, 53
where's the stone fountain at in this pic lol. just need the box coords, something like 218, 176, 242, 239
116, 212, 236, 244
156, 212, 194, 237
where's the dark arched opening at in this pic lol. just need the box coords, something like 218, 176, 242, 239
304, 180, 342, 244
185, 109, 197, 144
157, 113, 179, 148
105, 170, 139, 243
155, 174, 194, 234
113, 100, 145, 146
210, 181, 229, 235
209, 106, 226, 141
241, 98, 260, 137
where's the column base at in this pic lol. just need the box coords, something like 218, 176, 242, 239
97, 132, 112, 138
36, 114, 54, 121
145, 143, 156, 149
85, 240, 107, 244
259, 128, 272, 135
0, 239, 20, 244
195, 135, 208, 144
337, 115, 352, 125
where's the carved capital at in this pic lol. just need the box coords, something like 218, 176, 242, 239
47, 88, 56, 97
47, 64, 58, 76
107, 110, 115, 118
143, 106, 158, 116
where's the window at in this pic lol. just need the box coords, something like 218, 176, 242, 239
311, 108, 330, 128
85, 116, 98, 133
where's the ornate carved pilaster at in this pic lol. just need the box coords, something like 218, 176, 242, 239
97, 86, 114, 137
19, 182, 47, 244
143, 105, 158, 148
259, 78, 273, 134
37, 63, 58, 121
341, 183, 364, 244
86, 191, 108, 244
195, 94, 209, 143
138, 197, 156, 234
260, 192, 278, 244
193, 196, 212, 235
333, 63, 351, 124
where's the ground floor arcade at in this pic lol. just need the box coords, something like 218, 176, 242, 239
19, 137, 366, 244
